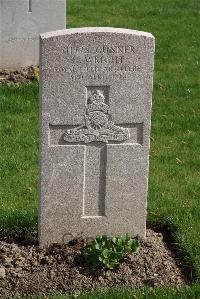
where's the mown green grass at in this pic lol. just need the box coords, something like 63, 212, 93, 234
0, 0, 199, 298
32, 284, 200, 299
0, 84, 39, 237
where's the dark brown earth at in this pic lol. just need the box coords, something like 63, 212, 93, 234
0, 229, 185, 298
0, 67, 39, 86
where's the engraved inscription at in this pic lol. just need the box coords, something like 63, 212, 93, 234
64, 45, 135, 55
63, 89, 130, 144
44, 42, 141, 81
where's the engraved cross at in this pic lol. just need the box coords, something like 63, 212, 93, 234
50, 89, 143, 219
28, 0, 32, 13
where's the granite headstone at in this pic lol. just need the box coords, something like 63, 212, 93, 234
0, 0, 66, 68
39, 27, 155, 246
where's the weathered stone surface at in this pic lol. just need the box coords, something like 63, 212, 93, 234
39, 27, 155, 246
0, 0, 66, 68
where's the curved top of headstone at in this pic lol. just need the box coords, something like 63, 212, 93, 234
40, 27, 154, 40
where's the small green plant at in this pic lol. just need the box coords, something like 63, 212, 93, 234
83, 234, 139, 269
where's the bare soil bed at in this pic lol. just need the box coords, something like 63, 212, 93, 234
0, 229, 185, 298
0, 67, 39, 85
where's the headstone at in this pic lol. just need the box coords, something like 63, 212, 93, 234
39, 28, 155, 246
0, 0, 66, 68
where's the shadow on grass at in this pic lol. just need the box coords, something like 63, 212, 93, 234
0, 225, 38, 246
148, 220, 198, 284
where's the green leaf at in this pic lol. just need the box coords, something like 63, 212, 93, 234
102, 248, 109, 258
83, 233, 140, 270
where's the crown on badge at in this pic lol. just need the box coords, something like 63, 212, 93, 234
87, 90, 109, 114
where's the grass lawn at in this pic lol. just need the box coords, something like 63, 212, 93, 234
0, 0, 199, 297
0, 84, 38, 237
30, 285, 200, 299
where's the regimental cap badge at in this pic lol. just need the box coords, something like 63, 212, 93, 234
63, 89, 130, 144
87, 90, 109, 114
88, 90, 105, 103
